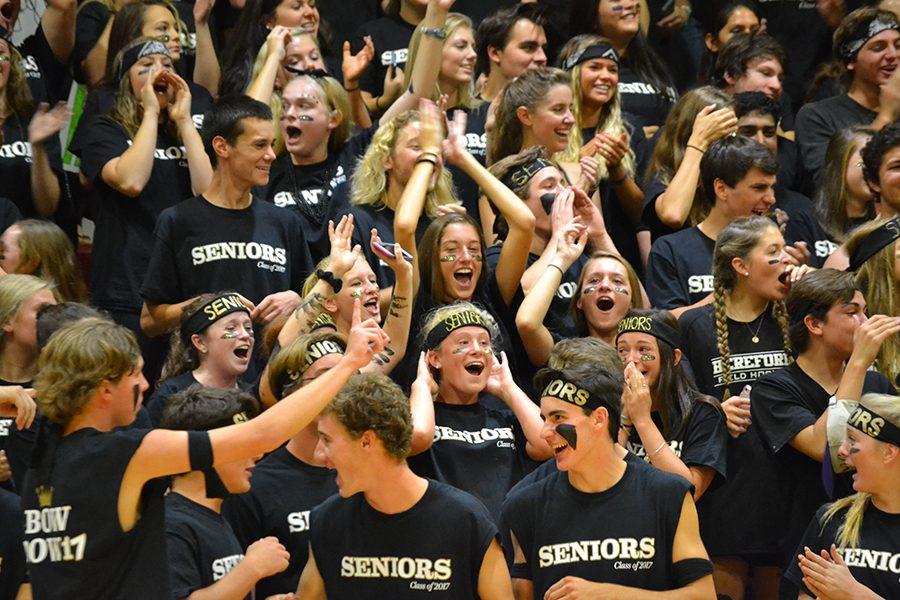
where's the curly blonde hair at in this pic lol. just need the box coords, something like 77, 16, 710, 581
35, 318, 141, 425
350, 110, 459, 215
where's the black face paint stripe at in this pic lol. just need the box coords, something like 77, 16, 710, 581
556, 424, 577, 450
132, 384, 140, 410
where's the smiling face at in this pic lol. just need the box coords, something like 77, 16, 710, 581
522, 84, 575, 155
128, 53, 175, 108
616, 332, 661, 389
218, 118, 277, 187
194, 312, 254, 378
440, 26, 477, 87
316, 412, 368, 497
272, 0, 319, 34
718, 166, 777, 219
526, 166, 565, 236
730, 56, 784, 100
332, 257, 380, 324
869, 145, 900, 213
281, 78, 335, 159
385, 121, 442, 190
429, 325, 493, 397
579, 57, 619, 108
576, 257, 633, 338
540, 396, 607, 471
279, 34, 326, 88
437, 222, 483, 301
141, 5, 181, 61
734, 225, 792, 301
850, 29, 900, 88
493, 18, 547, 79
597, 0, 639, 41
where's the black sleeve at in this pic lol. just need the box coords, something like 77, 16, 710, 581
679, 401, 728, 478
795, 104, 831, 186
646, 240, 689, 309
221, 493, 264, 551
750, 375, 815, 455
140, 211, 183, 304
0, 490, 26, 596
20, 27, 68, 103
783, 503, 835, 597
499, 490, 533, 580
79, 117, 130, 184
0, 198, 22, 232
287, 214, 315, 291
165, 521, 205, 599
73, 1, 111, 83
640, 177, 677, 240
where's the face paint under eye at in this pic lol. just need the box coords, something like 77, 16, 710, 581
613, 287, 629, 295
767, 258, 780, 265
296, 114, 314, 121
350, 289, 363, 298
640, 354, 655, 362
583, 285, 597, 296
556, 424, 578, 449
221, 332, 239, 340
440, 255, 457, 262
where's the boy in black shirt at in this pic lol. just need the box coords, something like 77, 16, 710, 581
161, 386, 292, 600
141, 95, 314, 341
297, 372, 511, 599
796, 8, 900, 184
501, 364, 715, 598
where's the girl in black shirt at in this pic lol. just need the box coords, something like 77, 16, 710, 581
408, 302, 552, 521
0, 34, 66, 219
20, 310, 387, 599
678, 216, 810, 600
0, 219, 87, 302
146, 292, 255, 425
615, 308, 727, 500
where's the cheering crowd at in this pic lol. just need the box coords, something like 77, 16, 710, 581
0, 0, 898, 598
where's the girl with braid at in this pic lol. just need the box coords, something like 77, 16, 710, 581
678, 215, 811, 600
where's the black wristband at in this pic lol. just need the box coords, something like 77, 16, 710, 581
316, 269, 343, 293
187, 431, 214, 471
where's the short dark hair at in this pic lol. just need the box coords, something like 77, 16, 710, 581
700, 136, 778, 201
323, 373, 413, 460
533, 363, 623, 439
476, 3, 547, 78
548, 337, 620, 372
861, 122, 900, 188
201, 95, 273, 166
36, 302, 106, 353
732, 91, 780, 121
714, 32, 786, 88
786, 269, 860, 354
160, 385, 260, 431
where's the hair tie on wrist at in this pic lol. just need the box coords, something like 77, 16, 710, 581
686, 144, 705, 155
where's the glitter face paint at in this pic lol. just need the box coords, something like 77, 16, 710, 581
220, 332, 239, 340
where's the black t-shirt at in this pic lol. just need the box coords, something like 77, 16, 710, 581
0, 115, 64, 219
640, 175, 678, 242
750, 364, 894, 561
408, 399, 530, 522
783, 501, 900, 600
776, 188, 836, 268
502, 464, 706, 597
0, 198, 21, 233
222, 446, 338, 597
309, 479, 498, 599
616, 63, 676, 131
355, 14, 416, 98
646, 226, 715, 309
446, 103, 488, 217
625, 401, 727, 479
679, 303, 791, 558
141, 195, 314, 306
262, 127, 375, 263
80, 117, 195, 313
165, 492, 246, 599
796, 94, 877, 186
0, 487, 25, 598
19, 27, 69, 105
146, 372, 257, 426
485, 246, 584, 345
21, 427, 170, 599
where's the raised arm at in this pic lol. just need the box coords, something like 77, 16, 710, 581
407, 352, 437, 456
246, 26, 289, 102
515, 218, 586, 367
167, 72, 213, 194
654, 105, 736, 228
342, 37, 375, 129
192, 0, 221, 95
363, 229, 413, 375
42, 0, 78, 64
444, 110, 535, 305
485, 351, 552, 461
27, 102, 69, 216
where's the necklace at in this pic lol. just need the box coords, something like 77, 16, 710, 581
744, 311, 767, 344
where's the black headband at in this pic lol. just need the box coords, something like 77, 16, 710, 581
540, 369, 604, 411
615, 314, 680, 349
285, 67, 330, 79
847, 404, 900, 446
424, 309, 491, 350
838, 16, 899, 63
117, 39, 171, 81
500, 157, 556, 190
180, 293, 251, 345
277, 338, 345, 397
848, 217, 900, 271
563, 43, 620, 71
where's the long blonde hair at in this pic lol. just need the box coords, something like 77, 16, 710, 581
556, 34, 633, 176
12, 220, 87, 303
820, 393, 900, 549
404, 13, 480, 110
0, 274, 51, 339
350, 111, 459, 215
711, 217, 791, 399
846, 219, 899, 388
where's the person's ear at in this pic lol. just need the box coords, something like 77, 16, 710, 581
803, 314, 824, 338
383, 152, 394, 171
191, 333, 207, 354
592, 406, 609, 433
705, 32, 718, 53
211, 135, 230, 161
713, 177, 729, 202
722, 69, 737, 88
328, 109, 343, 132
323, 295, 339, 314
672, 347, 682, 367
882, 442, 898, 465
360, 429, 376, 450
516, 105, 533, 128
731, 256, 749, 278
427, 349, 442, 371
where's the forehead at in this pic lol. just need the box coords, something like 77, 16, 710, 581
210, 311, 252, 327
583, 57, 617, 70
584, 257, 628, 278
738, 112, 776, 127
538, 84, 573, 106
746, 56, 783, 72
143, 4, 175, 23
440, 222, 481, 245
236, 118, 275, 142
616, 331, 657, 347
345, 256, 375, 279
507, 19, 545, 44
531, 166, 563, 187
725, 6, 759, 27
539, 395, 580, 418
737, 166, 776, 184
446, 26, 474, 43
396, 120, 422, 144
861, 28, 900, 51
753, 225, 784, 247
444, 324, 490, 343
286, 35, 319, 55
306, 351, 343, 378
879, 145, 900, 168
829, 290, 866, 312
317, 412, 343, 436
283, 78, 326, 102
